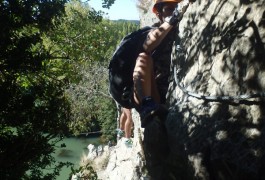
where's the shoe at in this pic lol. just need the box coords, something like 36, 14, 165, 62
124, 138, 133, 148
139, 97, 168, 128
116, 129, 125, 139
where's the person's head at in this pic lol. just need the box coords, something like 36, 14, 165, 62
152, 0, 182, 22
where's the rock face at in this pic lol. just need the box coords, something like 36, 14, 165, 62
86, 110, 147, 180
165, 0, 265, 179
93, 0, 265, 179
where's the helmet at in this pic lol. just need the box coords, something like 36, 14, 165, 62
152, 0, 182, 14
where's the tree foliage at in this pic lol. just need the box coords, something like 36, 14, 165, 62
45, 0, 139, 141
0, 0, 73, 179
0, 0, 138, 178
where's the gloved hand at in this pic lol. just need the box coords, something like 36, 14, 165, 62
165, 0, 192, 26
164, 5, 181, 26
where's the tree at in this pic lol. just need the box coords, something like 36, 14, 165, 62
44, 0, 139, 140
0, 0, 136, 178
0, 0, 73, 179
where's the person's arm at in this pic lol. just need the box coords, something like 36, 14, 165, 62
143, 0, 192, 53
143, 22, 174, 54
143, 4, 180, 53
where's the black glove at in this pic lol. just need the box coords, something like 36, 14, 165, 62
164, 5, 181, 26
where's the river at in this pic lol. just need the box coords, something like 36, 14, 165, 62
53, 135, 102, 180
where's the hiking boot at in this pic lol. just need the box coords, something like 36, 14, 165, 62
124, 138, 133, 148
139, 97, 168, 128
116, 129, 125, 139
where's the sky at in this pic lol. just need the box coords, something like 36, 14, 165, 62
88, 0, 140, 20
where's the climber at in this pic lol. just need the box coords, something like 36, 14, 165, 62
133, 0, 189, 128
134, 1, 194, 179
116, 107, 133, 147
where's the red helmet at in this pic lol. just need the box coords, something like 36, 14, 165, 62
152, 0, 182, 14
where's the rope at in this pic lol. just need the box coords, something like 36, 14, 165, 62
171, 1, 265, 102
172, 47, 265, 102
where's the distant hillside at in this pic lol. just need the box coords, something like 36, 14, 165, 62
112, 19, 140, 25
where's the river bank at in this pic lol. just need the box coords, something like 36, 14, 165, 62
54, 135, 102, 180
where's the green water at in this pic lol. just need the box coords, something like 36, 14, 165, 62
53, 136, 101, 180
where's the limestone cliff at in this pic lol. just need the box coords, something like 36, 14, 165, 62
166, 0, 265, 179
88, 0, 265, 179
83, 109, 146, 180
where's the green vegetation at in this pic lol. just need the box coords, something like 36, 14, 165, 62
0, 0, 139, 179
